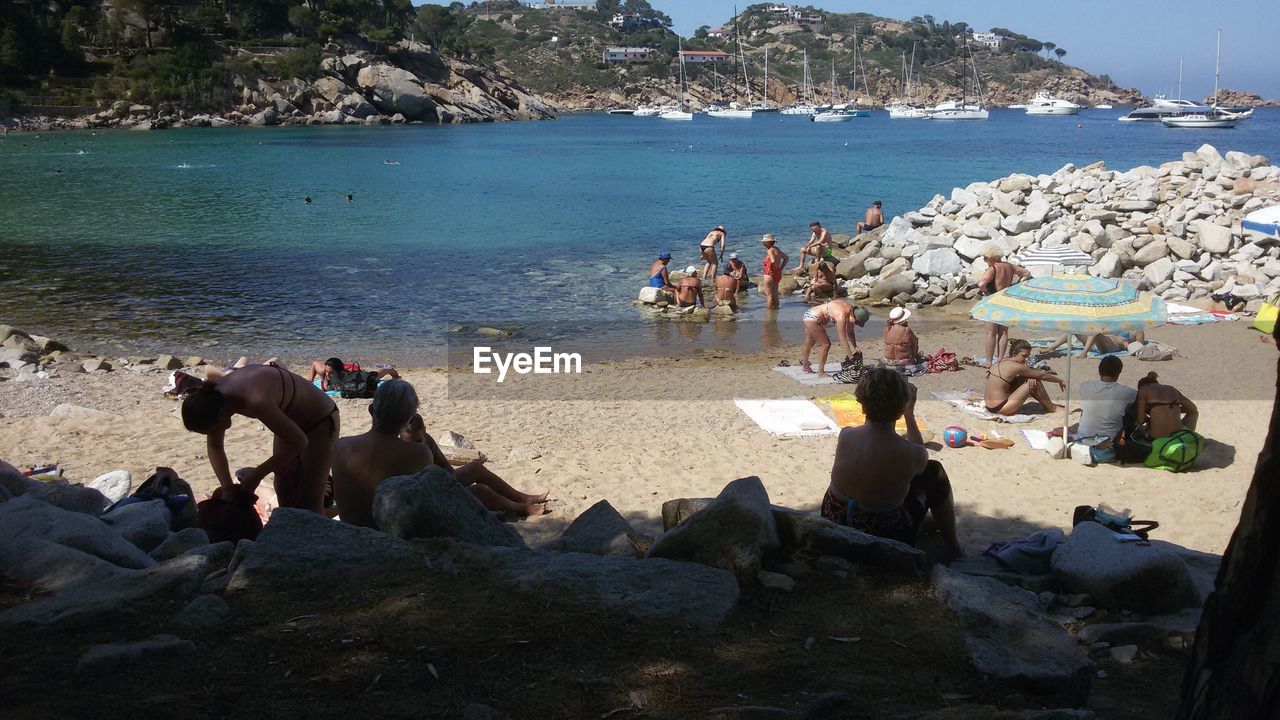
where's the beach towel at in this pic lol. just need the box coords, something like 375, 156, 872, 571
1029, 337, 1128, 359
313, 379, 342, 397
772, 361, 843, 386
733, 397, 840, 438
931, 389, 1037, 424
1166, 302, 1240, 325
815, 393, 918, 433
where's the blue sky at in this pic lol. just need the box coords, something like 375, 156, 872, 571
431, 2, 1280, 97
644, 1, 1280, 98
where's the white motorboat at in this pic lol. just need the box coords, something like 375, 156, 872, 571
707, 108, 754, 118
606, 108, 635, 115
1093, 104, 1114, 109
780, 104, 818, 115
930, 107, 990, 120
1162, 31, 1238, 130
1025, 92, 1081, 115
660, 109, 694, 120
1120, 60, 1208, 121
812, 110, 856, 122
887, 104, 930, 118
1007, 104, 1028, 109
633, 106, 662, 117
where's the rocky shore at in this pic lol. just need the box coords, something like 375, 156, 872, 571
733, 144, 1279, 312
3, 40, 555, 133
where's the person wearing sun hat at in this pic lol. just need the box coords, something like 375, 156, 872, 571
883, 306, 921, 366
760, 234, 788, 309
726, 252, 751, 290
648, 252, 675, 291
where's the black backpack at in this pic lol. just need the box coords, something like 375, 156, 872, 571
335, 370, 379, 399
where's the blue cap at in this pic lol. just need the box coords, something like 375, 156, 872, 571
659, 252, 672, 260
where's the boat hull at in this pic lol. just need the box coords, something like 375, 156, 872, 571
928, 109, 989, 120
1161, 117, 1237, 128
659, 111, 694, 121
811, 112, 856, 122
706, 109, 754, 118
1026, 106, 1081, 116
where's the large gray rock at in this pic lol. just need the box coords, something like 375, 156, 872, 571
646, 476, 779, 577
372, 466, 526, 548
1050, 521, 1200, 614
445, 542, 739, 628
356, 64, 436, 120
174, 594, 231, 628
24, 481, 108, 516
1133, 239, 1170, 267
661, 497, 715, 531
180, 541, 236, 573
149, 527, 211, 562
77, 634, 196, 675
870, 273, 916, 301
932, 565, 1092, 705
102, 499, 172, 553
1076, 608, 1201, 648
87, 470, 132, 503
1195, 221, 1233, 254
0, 494, 153, 569
227, 509, 425, 591
547, 500, 637, 557
911, 248, 964, 277
0, 347, 37, 367
1143, 257, 1176, 287
771, 508, 926, 579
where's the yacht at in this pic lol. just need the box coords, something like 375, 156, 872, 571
1025, 92, 1081, 115
1161, 31, 1238, 130
661, 40, 694, 120
886, 46, 930, 119
887, 105, 930, 118
1119, 98, 1208, 122
1093, 104, 1114, 110
606, 108, 635, 115
928, 39, 988, 120
1007, 104, 1028, 110
707, 107, 754, 119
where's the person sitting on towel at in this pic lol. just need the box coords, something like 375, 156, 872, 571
308, 357, 400, 391
824, 368, 963, 559
882, 307, 921, 366
331, 380, 547, 528
1075, 356, 1137, 443
983, 339, 1065, 417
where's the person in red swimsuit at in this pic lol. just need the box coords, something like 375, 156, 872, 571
760, 234, 789, 309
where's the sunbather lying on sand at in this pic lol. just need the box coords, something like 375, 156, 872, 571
1042, 331, 1145, 358
308, 357, 400, 391
331, 380, 547, 528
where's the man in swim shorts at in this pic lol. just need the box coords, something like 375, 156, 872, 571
856, 200, 884, 234
799, 221, 833, 271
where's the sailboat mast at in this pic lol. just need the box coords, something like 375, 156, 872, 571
1177, 58, 1183, 100
764, 48, 769, 106
1213, 29, 1221, 106
734, 6, 752, 105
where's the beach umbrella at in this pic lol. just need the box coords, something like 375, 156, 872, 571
970, 276, 1168, 452
1243, 204, 1280, 240
1012, 246, 1095, 270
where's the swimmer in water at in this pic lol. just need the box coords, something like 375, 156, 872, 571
346, 194, 353, 202
305, 196, 312, 205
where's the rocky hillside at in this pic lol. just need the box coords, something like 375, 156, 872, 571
1206, 89, 1280, 108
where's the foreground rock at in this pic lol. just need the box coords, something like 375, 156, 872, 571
373, 466, 526, 548
772, 508, 927, 579
76, 634, 196, 675
646, 477, 779, 577
933, 566, 1092, 705
1050, 521, 1200, 614
547, 500, 639, 557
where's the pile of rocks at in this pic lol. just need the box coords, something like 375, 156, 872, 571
10, 40, 556, 132
0, 323, 208, 381
821, 144, 1279, 311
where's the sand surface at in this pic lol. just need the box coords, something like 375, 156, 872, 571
0, 313, 1271, 555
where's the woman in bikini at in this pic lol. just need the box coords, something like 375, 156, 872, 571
700, 226, 726, 279
760, 234, 788, 309
182, 363, 340, 514
983, 339, 1065, 416
801, 299, 867, 377
1127, 372, 1201, 468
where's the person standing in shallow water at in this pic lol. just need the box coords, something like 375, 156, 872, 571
181, 363, 339, 514
760, 234, 788, 309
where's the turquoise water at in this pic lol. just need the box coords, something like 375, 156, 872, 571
1, 109, 1278, 363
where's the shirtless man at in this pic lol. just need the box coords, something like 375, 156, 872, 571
674, 270, 705, 310
714, 267, 740, 311
983, 339, 1065, 417
977, 249, 1032, 365
804, 260, 836, 301
308, 357, 400, 391
182, 363, 340, 514
856, 200, 884, 234
801, 299, 869, 376
799, 221, 833, 271
700, 226, 727, 279
331, 380, 547, 528
825, 369, 963, 559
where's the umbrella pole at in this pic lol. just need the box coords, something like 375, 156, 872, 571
1063, 334, 1073, 456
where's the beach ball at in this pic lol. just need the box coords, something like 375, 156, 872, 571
943, 426, 969, 449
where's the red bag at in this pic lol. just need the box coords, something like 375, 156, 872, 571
196, 487, 263, 544
926, 349, 960, 373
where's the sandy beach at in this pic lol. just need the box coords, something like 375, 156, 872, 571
0, 309, 1268, 557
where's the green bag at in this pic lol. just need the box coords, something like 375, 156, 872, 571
1145, 429, 1204, 472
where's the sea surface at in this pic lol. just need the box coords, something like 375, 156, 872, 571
2, 109, 1278, 364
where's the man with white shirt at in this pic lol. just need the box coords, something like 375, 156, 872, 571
1077, 356, 1137, 441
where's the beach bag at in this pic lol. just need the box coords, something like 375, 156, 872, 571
1253, 294, 1280, 335
196, 487, 263, 544
1146, 429, 1204, 473
336, 370, 379, 399
833, 352, 864, 384
106, 467, 197, 530
926, 349, 959, 374
1072, 504, 1159, 539
1131, 342, 1176, 362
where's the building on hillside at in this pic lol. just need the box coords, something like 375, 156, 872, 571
972, 32, 1003, 49
603, 47, 655, 63
680, 50, 732, 65
526, 0, 595, 9
609, 12, 663, 31
707, 27, 732, 39
762, 5, 823, 28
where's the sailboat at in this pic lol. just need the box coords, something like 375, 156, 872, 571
1162, 31, 1238, 129
887, 44, 929, 118
813, 57, 856, 122
661, 40, 694, 120
708, 9, 754, 119
928, 38, 988, 120
748, 47, 778, 112
781, 51, 818, 115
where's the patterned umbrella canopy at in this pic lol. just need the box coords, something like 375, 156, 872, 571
971, 276, 1167, 334
1013, 246, 1095, 267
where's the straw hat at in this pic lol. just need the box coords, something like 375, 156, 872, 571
761, 234, 776, 245
889, 307, 912, 323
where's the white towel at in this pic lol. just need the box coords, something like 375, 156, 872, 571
931, 389, 1038, 424
733, 397, 840, 438
770, 361, 846, 386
